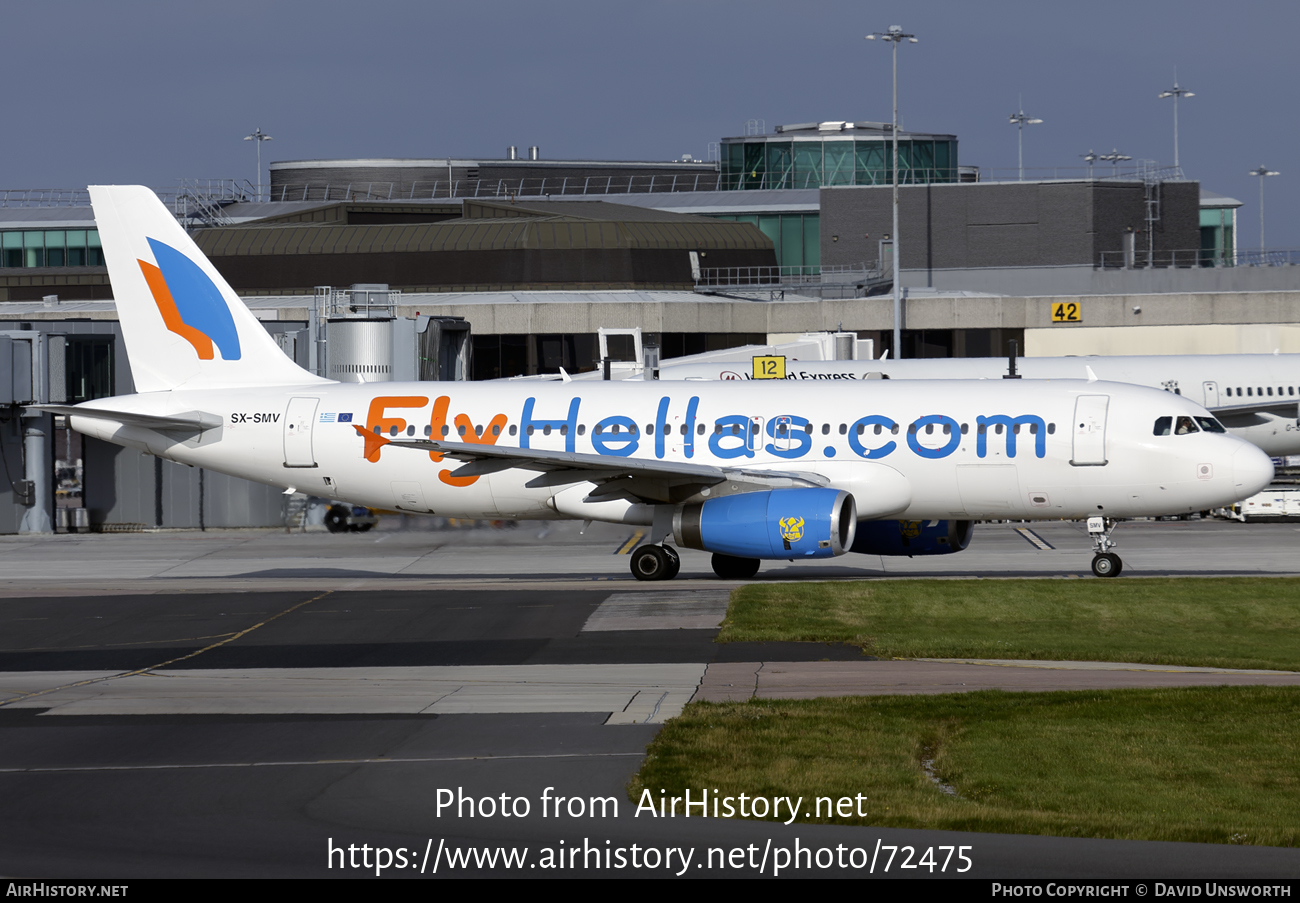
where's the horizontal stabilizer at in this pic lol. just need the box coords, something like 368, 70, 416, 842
26, 404, 221, 432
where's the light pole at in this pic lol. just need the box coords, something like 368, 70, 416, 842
1157, 71, 1193, 170
867, 24, 917, 359
1081, 149, 1099, 179
1098, 148, 1131, 177
1008, 103, 1043, 181
244, 127, 273, 201
1248, 165, 1279, 253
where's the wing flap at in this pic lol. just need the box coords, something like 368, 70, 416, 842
360, 431, 831, 495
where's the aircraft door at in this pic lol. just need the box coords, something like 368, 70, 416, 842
284, 397, 319, 468
747, 416, 765, 454
1203, 381, 1220, 408
770, 415, 795, 452
1070, 395, 1109, 466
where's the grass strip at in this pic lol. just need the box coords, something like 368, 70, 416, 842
718, 577, 1300, 671
631, 687, 1300, 846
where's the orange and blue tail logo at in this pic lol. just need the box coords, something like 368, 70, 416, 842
137, 238, 241, 361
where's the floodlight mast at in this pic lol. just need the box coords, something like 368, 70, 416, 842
1081, 149, 1099, 179
1249, 165, 1280, 252
866, 24, 917, 359
1157, 70, 1194, 169
1008, 103, 1043, 181
1098, 148, 1132, 177
244, 127, 273, 202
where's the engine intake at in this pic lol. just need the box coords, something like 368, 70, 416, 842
850, 519, 973, 556
674, 488, 856, 560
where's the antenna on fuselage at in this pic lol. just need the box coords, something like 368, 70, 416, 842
1003, 339, 1021, 379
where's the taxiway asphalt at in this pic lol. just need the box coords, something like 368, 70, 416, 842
1, 519, 1298, 878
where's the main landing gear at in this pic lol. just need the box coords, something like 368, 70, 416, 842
629, 544, 680, 581
1086, 516, 1123, 578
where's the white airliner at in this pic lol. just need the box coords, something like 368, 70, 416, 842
665, 354, 1300, 457
31, 187, 1274, 581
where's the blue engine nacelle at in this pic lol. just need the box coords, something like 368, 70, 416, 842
673, 488, 857, 560
850, 519, 973, 556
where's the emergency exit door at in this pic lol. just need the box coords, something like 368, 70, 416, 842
1070, 395, 1109, 466
284, 397, 319, 468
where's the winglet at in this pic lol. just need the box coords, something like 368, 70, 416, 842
1085, 365, 1098, 382
559, 367, 573, 383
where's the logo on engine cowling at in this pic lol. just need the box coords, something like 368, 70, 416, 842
779, 516, 805, 543
899, 520, 923, 538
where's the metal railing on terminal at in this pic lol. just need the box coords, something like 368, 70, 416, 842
694, 263, 886, 300
0, 180, 258, 231
1097, 247, 1300, 269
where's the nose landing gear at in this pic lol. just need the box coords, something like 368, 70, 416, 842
630, 543, 681, 581
1086, 516, 1123, 578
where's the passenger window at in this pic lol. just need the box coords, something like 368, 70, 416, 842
698, 423, 706, 435
424, 425, 432, 436
1268, 387, 1274, 396
822, 423, 830, 435
681, 424, 689, 436
577, 424, 586, 436
492, 424, 500, 436
510, 425, 518, 436
526, 425, 534, 435
1247, 388, 1253, 396
646, 424, 654, 435
1195, 417, 1226, 433
1175, 416, 1198, 435
1047, 423, 1056, 434
961, 423, 969, 434
560, 424, 568, 436
839, 424, 847, 435
442, 425, 451, 437
943, 423, 951, 435
804, 424, 812, 435
1153, 416, 1172, 436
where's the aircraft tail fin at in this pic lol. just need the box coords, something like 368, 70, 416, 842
89, 185, 329, 392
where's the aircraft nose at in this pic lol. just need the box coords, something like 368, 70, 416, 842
1232, 443, 1275, 496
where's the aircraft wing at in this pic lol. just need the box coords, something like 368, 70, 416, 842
25, 404, 222, 432
1208, 400, 1300, 419
362, 430, 830, 503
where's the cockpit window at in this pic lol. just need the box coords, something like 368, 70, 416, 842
1153, 416, 1172, 436
1175, 416, 1199, 435
1195, 416, 1227, 434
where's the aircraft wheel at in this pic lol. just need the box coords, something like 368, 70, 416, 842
1091, 553, 1123, 578
711, 553, 761, 580
325, 505, 349, 534
662, 545, 681, 580
630, 544, 671, 581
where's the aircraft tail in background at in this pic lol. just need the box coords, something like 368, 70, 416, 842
88, 185, 328, 392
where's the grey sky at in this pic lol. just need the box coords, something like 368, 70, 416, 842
6, 0, 1298, 248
